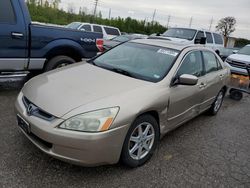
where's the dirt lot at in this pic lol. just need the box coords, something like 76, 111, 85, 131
0, 81, 250, 188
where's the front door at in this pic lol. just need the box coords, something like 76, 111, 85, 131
0, 0, 28, 71
167, 50, 207, 128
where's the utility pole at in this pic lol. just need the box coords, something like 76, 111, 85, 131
167, 15, 171, 28
108, 8, 111, 19
93, 0, 99, 16
189, 17, 193, 28
209, 17, 213, 31
152, 9, 156, 23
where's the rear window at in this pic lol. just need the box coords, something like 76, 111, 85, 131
206, 32, 213, 43
93, 25, 103, 33
213, 33, 224, 45
195, 31, 205, 40
203, 51, 220, 73
0, 0, 16, 24
104, 27, 120, 36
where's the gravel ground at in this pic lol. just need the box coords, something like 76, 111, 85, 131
0, 81, 250, 188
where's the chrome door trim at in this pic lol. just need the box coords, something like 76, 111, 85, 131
0, 58, 28, 70
28, 58, 46, 70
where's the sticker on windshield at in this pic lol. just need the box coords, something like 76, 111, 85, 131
157, 49, 178, 57
154, 74, 160, 79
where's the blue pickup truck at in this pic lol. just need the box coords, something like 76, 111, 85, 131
0, 0, 103, 78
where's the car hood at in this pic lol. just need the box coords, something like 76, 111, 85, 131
22, 63, 149, 118
228, 54, 250, 64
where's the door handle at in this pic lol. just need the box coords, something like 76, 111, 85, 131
199, 82, 207, 89
11, 32, 24, 39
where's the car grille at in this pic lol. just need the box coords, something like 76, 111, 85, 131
22, 97, 55, 121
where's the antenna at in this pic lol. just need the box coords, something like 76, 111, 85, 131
209, 17, 213, 31
189, 17, 193, 28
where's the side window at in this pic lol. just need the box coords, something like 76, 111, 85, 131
205, 32, 213, 44
177, 51, 203, 77
216, 58, 223, 70
203, 51, 220, 73
104, 27, 120, 36
0, 0, 16, 24
80, 25, 91, 31
93, 25, 103, 33
195, 31, 205, 40
213, 33, 223, 45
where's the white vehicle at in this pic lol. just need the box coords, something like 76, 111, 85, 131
158, 28, 224, 55
66, 22, 121, 40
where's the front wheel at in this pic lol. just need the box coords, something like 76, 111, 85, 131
44, 56, 76, 72
121, 115, 160, 168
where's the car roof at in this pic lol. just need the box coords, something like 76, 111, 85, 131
167, 27, 222, 35
130, 39, 199, 51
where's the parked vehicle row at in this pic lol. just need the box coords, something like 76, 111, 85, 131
0, 0, 103, 78
66, 22, 121, 40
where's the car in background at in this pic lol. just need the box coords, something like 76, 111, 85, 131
66, 22, 121, 40
225, 44, 250, 75
103, 34, 148, 51
16, 39, 230, 167
152, 27, 224, 55
220, 47, 240, 61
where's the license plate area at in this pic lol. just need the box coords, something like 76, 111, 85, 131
17, 115, 30, 134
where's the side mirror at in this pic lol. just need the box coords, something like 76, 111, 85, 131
232, 50, 238, 54
178, 74, 198, 86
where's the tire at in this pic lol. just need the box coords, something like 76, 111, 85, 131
229, 89, 243, 101
44, 56, 76, 72
207, 89, 225, 115
121, 115, 160, 168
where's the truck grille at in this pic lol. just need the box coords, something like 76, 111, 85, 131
22, 97, 55, 121
228, 60, 247, 69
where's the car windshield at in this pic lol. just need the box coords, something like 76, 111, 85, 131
237, 46, 250, 55
162, 28, 197, 40
112, 36, 130, 42
92, 42, 180, 82
66, 22, 81, 30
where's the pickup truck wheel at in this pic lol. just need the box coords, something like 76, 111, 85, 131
45, 56, 76, 71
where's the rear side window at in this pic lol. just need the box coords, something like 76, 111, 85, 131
104, 27, 120, 36
93, 25, 103, 33
80, 25, 91, 31
203, 51, 220, 73
178, 51, 204, 77
206, 32, 213, 44
0, 0, 16, 24
213, 33, 223, 45
195, 31, 205, 40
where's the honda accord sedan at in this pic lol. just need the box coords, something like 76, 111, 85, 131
15, 39, 230, 167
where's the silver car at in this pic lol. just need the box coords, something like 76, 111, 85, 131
15, 39, 230, 167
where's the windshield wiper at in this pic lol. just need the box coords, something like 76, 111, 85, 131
110, 67, 137, 78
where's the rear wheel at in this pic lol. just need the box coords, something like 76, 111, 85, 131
121, 115, 159, 168
44, 56, 76, 71
207, 90, 225, 115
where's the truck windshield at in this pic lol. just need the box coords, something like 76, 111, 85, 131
163, 28, 197, 40
238, 46, 250, 56
92, 42, 180, 82
66, 22, 81, 30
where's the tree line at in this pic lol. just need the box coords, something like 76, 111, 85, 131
26, 0, 167, 35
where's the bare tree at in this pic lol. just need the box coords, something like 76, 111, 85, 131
216, 17, 236, 47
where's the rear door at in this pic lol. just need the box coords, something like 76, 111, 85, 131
200, 50, 226, 110
0, 0, 28, 71
205, 32, 214, 49
167, 50, 207, 127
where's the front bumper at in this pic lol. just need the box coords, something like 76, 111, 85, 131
15, 92, 130, 166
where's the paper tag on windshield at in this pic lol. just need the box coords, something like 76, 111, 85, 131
157, 49, 178, 57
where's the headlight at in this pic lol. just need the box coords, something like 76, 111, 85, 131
59, 107, 119, 132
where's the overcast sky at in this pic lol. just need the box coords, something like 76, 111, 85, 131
60, 0, 250, 39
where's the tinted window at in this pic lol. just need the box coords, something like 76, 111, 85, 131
206, 32, 213, 43
93, 42, 180, 82
104, 27, 120, 36
0, 0, 16, 24
213, 33, 223, 45
195, 31, 205, 40
163, 28, 196, 40
93, 25, 103, 33
66, 22, 81, 29
178, 51, 203, 77
203, 51, 219, 73
80, 25, 92, 31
